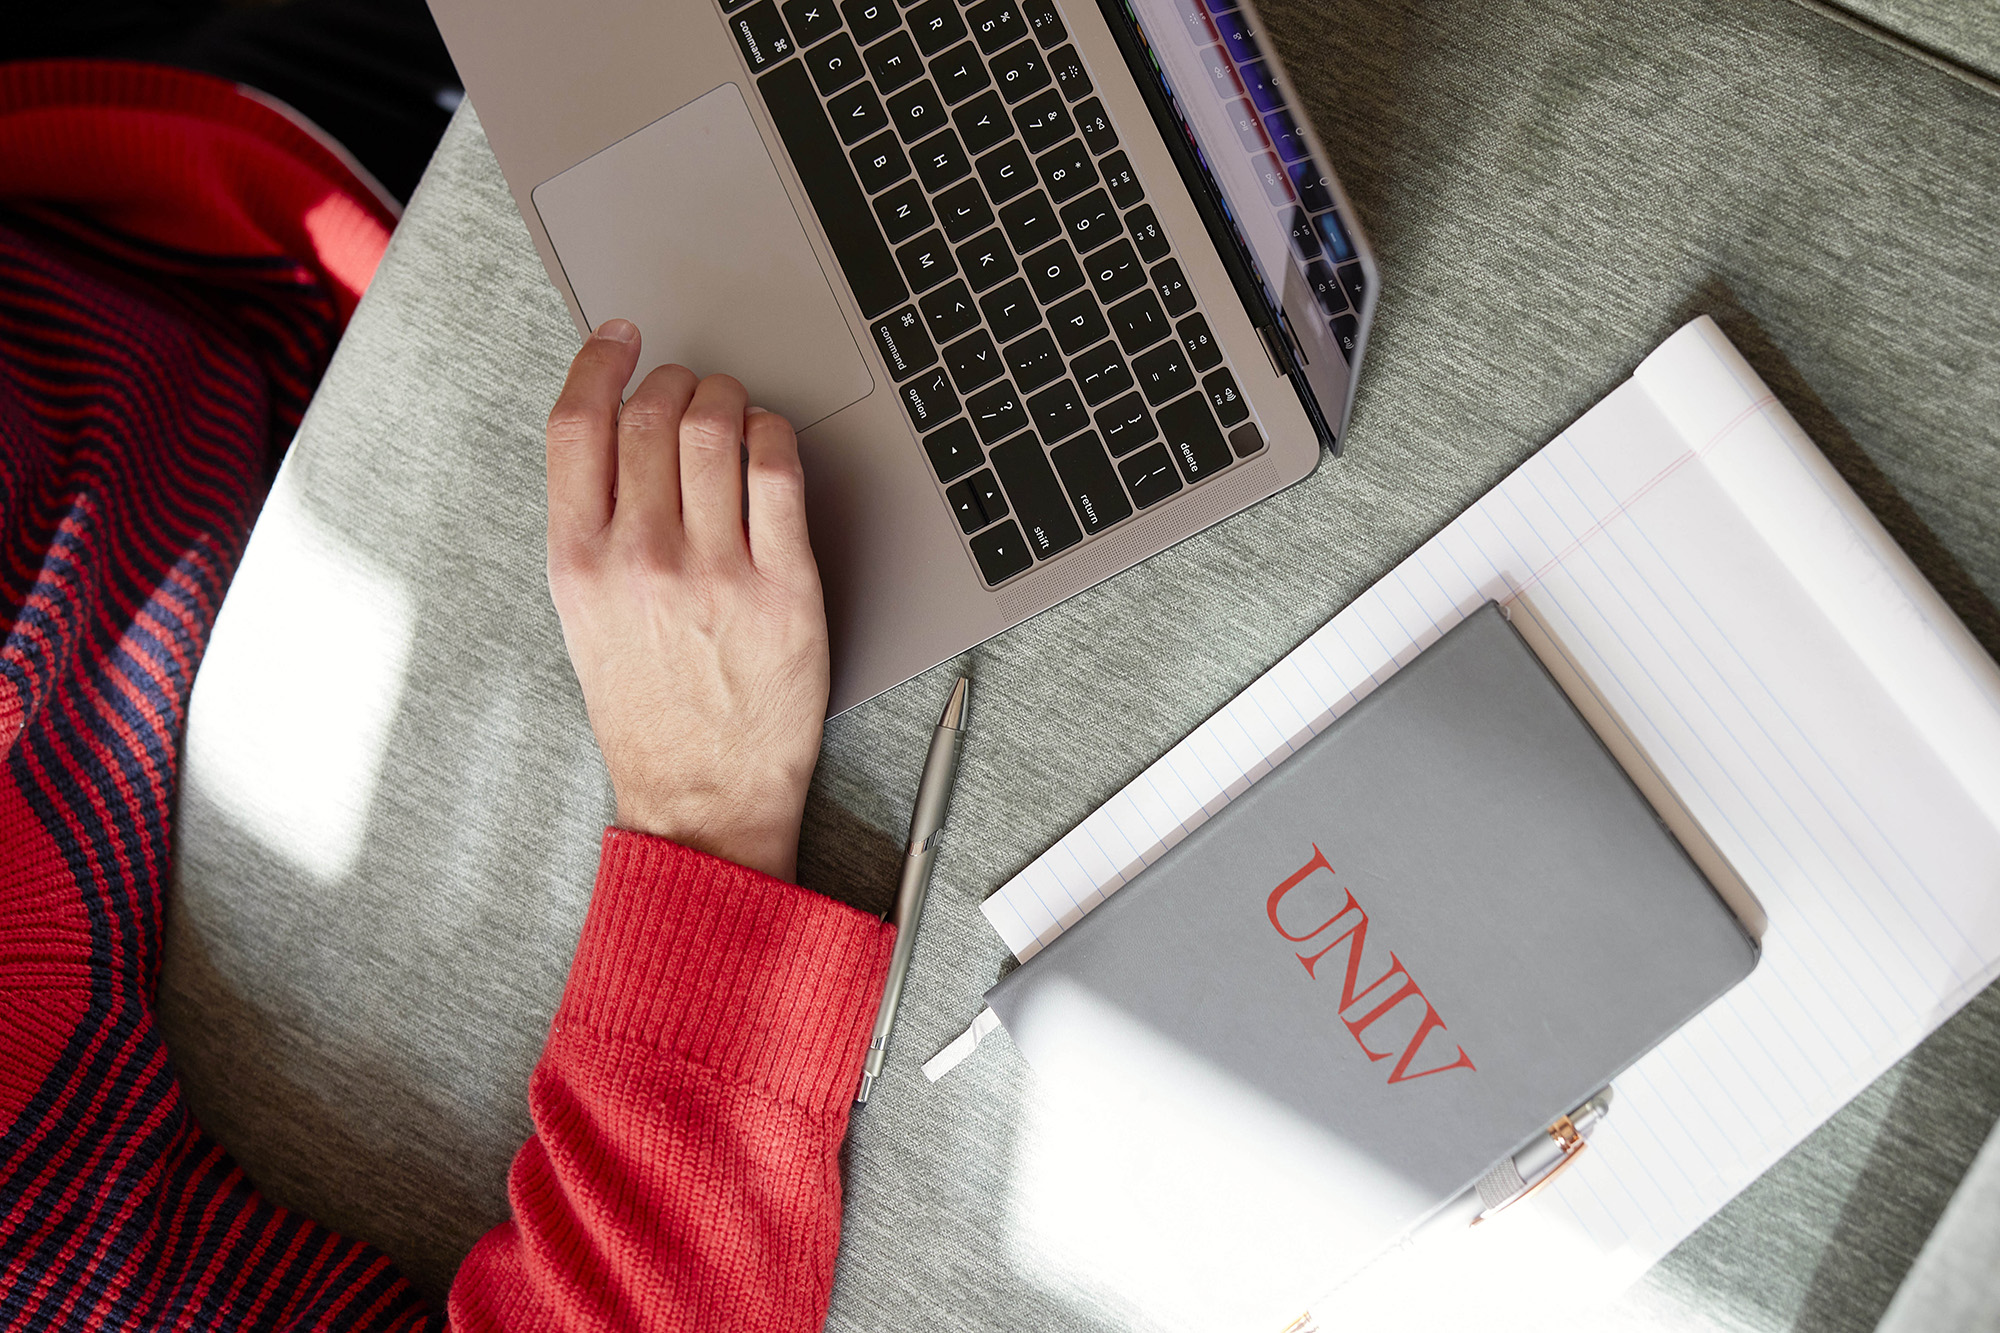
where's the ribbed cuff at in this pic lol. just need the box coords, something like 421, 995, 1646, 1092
557, 829, 896, 1116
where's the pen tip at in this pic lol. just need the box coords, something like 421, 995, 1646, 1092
938, 675, 970, 731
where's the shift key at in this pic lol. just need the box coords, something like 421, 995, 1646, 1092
990, 433, 1082, 559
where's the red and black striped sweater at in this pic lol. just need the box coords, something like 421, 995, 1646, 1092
0, 61, 893, 1332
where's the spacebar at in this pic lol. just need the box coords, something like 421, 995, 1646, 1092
758, 60, 909, 320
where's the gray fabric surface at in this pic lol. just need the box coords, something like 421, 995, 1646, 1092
1821, 0, 2000, 83
159, 0, 2000, 1328
1878, 1114, 2000, 1333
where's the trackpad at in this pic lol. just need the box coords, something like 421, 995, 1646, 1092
532, 83, 873, 428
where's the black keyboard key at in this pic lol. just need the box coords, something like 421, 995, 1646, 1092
1034, 137, 1095, 202
1252, 153, 1291, 206
896, 228, 958, 290
1004, 327, 1063, 392
1288, 159, 1334, 210
759, 61, 908, 317
721, 0, 758, 13
866, 31, 925, 92
990, 39, 1051, 103
851, 129, 912, 193
1107, 289, 1169, 352
1095, 390, 1156, 455
979, 278, 1040, 341
923, 416, 982, 480
1285, 207, 1321, 260
1099, 150, 1142, 207
1149, 257, 1194, 315
1157, 391, 1231, 482
943, 329, 1004, 392
1074, 97, 1116, 154
1023, 238, 1083, 303
899, 364, 960, 432
1125, 203, 1168, 261
966, 381, 1028, 442
952, 90, 1010, 152
1070, 339, 1131, 404
873, 179, 933, 242
1176, 312, 1222, 370
1337, 261, 1366, 305
1228, 421, 1265, 457
970, 519, 1034, 584
1046, 289, 1108, 353
974, 139, 1035, 202
888, 81, 947, 141
1215, 8, 1258, 61
1243, 59, 1285, 113
965, 0, 1026, 52
933, 177, 992, 240
1201, 47, 1235, 97
997, 189, 1060, 252
954, 226, 1018, 291
1314, 209, 1356, 262
842, 0, 902, 40
1051, 432, 1132, 532
907, 0, 967, 53
946, 475, 992, 532
730, 1, 796, 71
1019, 0, 1066, 46
1049, 44, 1091, 99
950, 468, 1010, 531
827, 84, 890, 143
1028, 378, 1089, 441
990, 433, 1082, 558
1226, 97, 1263, 151
969, 466, 1006, 519
1202, 367, 1247, 425
782, 0, 842, 48
1329, 311, 1359, 362
929, 41, 990, 103
1013, 88, 1072, 153
871, 305, 938, 380
1304, 260, 1346, 316
920, 279, 981, 341
1118, 442, 1182, 507
1059, 189, 1117, 253
1132, 339, 1194, 404
1086, 238, 1145, 302
912, 127, 971, 190
1265, 107, 1309, 163
804, 31, 865, 91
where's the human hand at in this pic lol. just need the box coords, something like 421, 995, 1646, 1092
544, 319, 829, 882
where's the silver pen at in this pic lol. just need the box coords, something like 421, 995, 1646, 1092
855, 674, 970, 1106
1417, 1086, 1615, 1233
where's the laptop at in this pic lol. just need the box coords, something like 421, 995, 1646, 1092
427, 0, 1378, 711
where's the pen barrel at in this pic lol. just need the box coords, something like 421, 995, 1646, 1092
864, 722, 967, 1080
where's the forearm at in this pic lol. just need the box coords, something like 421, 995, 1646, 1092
448, 831, 894, 1333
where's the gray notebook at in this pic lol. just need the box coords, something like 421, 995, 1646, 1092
986, 603, 1757, 1307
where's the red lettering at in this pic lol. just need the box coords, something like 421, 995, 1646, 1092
1298, 914, 1402, 1017
1265, 844, 1357, 942
1384, 999, 1477, 1084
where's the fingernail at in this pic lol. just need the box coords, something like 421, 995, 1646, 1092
593, 318, 639, 343
748, 404, 770, 415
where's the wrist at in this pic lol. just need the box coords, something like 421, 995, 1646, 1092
614, 792, 806, 883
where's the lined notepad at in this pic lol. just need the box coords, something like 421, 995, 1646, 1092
972, 318, 2000, 1325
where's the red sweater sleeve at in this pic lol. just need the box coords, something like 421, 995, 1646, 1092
447, 830, 896, 1333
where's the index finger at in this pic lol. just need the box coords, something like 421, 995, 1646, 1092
545, 320, 641, 554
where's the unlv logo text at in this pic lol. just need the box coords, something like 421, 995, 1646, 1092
1266, 845, 1476, 1085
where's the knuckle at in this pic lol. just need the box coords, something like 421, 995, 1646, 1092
546, 402, 606, 448
679, 405, 741, 455
617, 395, 677, 437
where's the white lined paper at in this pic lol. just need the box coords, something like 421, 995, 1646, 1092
977, 318, 2000, 1318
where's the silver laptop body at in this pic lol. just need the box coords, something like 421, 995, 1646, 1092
428, 0, 1378, 711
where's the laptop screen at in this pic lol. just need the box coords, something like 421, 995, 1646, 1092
1116, 0, 1368, 434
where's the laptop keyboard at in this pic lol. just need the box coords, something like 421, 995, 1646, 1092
721, 0, 1266, 587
